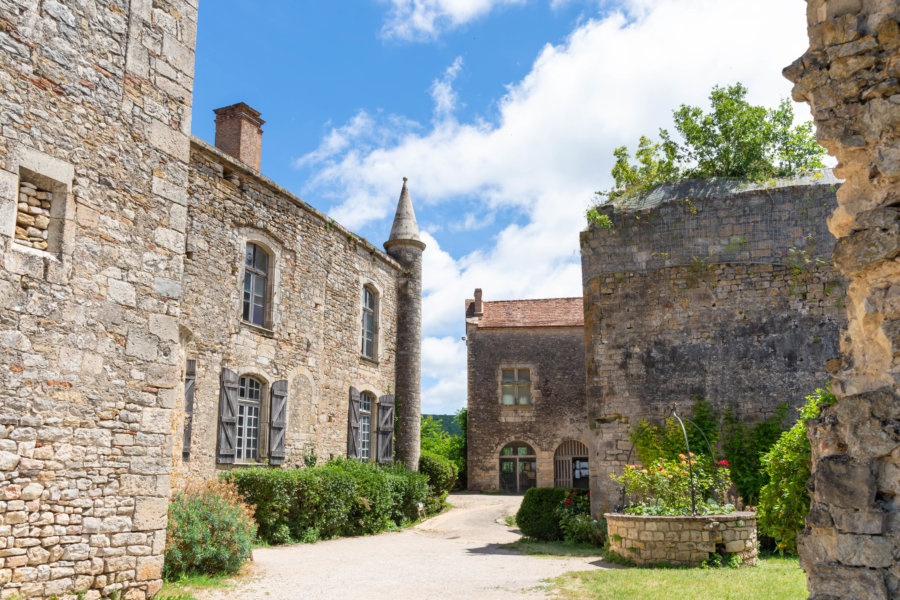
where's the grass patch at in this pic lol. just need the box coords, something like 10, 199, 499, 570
500, 537, 601, 557
548, 556, 806, 600
160, 572, 234, 599
504, 514, 516, 527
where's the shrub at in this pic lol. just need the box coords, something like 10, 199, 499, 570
418, 451, 458, 514
556, 489, 604, 546
223, 459, 428, 545
758, 387, 835, 554
164, 479, 256, 578
516, 487, 568, 540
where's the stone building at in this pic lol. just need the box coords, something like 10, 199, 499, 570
465, 290, 589, 493
0, 2, 423, 598
580, 174, 846, 513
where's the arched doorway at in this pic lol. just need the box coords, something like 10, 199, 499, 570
499, 442, 536, 493
554, 440, 589, 489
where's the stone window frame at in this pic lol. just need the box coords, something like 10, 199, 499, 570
359, 280, 381, 363
232, 368, 272, 464
499, 365, 535, 407
235, 228, 283, 334
0, 146, 75, 261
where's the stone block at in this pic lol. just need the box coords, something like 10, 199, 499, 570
807, 565, 887, 600
813, 455, 875, 508
833, 509, 885, 534
125, 331, 158, 361
135, 555, 163, 581
149, 120, 189, 162
132, 497, 167, 532
835, 533, 893, 567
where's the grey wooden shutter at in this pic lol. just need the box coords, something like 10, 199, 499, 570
347, 387, 361, 459
217, 368, 238, 464
182, 359, 196, 462
269, 379, 288, 466
376, 394, 394, 464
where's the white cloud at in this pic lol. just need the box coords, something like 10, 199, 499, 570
382, 0, 527, 41
303, 0, 812, 410
431, 57, 464, 120
421, 336, 467, 413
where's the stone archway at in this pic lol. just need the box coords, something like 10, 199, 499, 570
553, 440, 590, 489
787, 2, 899, 598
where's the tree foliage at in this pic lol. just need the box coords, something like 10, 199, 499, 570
596, 83, 826, 203
421, 408, 467, 488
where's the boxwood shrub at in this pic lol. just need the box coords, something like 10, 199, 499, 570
223, 458, 429, 545
418, 451, 458, 514
515, 487, 568, 541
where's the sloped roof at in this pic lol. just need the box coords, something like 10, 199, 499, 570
466, 297, 584, 328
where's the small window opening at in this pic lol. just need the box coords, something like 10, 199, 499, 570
15, 167, 65, 254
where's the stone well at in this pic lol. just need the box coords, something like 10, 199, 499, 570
605, 512, 758, 567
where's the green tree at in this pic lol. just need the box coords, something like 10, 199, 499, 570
595, 83, 826, 204
420, 408, 468, 489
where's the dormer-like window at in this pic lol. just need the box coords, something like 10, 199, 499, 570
361, 286, 378, 359
243, 242, 269, 327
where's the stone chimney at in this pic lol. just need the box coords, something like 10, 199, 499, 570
474, 288, 483, 316
213, 102, 265, 171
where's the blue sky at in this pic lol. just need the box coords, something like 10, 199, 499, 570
191, 0, 814, 414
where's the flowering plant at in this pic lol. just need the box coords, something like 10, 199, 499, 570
555, 489, 604, 545
611, 453, 734, 516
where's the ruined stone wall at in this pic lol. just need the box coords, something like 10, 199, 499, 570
173, 140, 399, 481
786, 2, 900, 598
466, 326, 588, 491
0, 1, 196, 598
581, 178, 846, 513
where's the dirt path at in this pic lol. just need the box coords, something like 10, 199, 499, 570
195, 493, 603, 600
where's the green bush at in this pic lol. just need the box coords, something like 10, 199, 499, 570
758, 387, 834, 554
164, 480, 256, 578
223, 458, 428, 545
516, 488, 568, 541
556, 489, 604, 546
418, 451, 458, 514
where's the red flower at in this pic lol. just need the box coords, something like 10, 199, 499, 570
565, 498, 572, 505
658, 467, 664, 471
717, 460, 729, 466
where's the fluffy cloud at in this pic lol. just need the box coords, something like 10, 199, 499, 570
381, 0, 527, 40
302, 0, 812, 411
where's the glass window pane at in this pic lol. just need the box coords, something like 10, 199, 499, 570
517, 369, 530, 382
501, 384, 515, 405
501, 446, 513, 456
501, 369, 515, 382
245, 244, 254, 267
255, 248, 268, 271
518, 383, 531, 405
254, 274, 266, 297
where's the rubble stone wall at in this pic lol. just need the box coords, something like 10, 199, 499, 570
786, 2, 900, 598
466, 326, 588, 491
174, 140, 400, 481
0, 1, 197, 598
580, 179, 846, 513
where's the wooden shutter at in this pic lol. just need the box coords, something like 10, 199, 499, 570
347, 387, 361, 459
376, 394, 394, 464
269, 379, 288, 466
182, 359, 196, 462
217, 368, 238, 464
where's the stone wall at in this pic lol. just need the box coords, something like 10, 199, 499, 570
173, 139, 400, 481
605, 512, 757, 567
0, 1, 196, 598
466, 324, 588, 491
580, 177, 846, 513
786, 2, 900, 598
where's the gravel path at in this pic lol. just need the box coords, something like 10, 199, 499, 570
195, 493, 604, 600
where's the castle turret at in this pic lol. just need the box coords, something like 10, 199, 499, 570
385, 178, 425, 470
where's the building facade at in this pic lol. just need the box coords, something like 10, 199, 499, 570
0, 3, 422, 598
465, 290, 589, 493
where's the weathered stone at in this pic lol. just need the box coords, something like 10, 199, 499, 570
19, 484, 42, 501
833, 509, 884, 534
0, 450, 20, 471
807, 564, 887, 600
812, 455, 875, 508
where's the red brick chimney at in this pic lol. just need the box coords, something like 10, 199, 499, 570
213, 103, 265, 171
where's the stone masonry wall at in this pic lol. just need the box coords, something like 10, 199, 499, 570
0, 1, 196, 598
786, 2, 900, 598
466, 326, 588, 491
173, 139, 399, 482
605, 512, 757, 567
581, 178, 846, 513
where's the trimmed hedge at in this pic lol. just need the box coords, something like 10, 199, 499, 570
418, 451, 458, 514
516, 487, 568, 541
223, 458, 429, 545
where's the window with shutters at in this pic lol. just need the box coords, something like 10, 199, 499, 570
236, 376, 263, 461
361, 286, 378, 359
359, 391, 374, 460
242, 242, 271, 328
501, 367, 531, 406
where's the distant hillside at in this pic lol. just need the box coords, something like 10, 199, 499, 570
423, 414, 462, 436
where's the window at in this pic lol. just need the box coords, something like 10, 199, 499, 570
501, 368, 531, 405
182, 359, 196, 462
243, 242, 269, 327
359, 392, 373, 460
236, 376, 263, 461
499, 442, 536, 493
361, 287, 377, 359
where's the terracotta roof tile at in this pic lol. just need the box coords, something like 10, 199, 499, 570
466, 297, 583, 328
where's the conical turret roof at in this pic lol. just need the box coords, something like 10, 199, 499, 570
385, 177, 425, 251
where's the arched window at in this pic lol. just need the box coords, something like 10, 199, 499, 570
499, 442, 536, 493
361, 286, 378, 359
236, 375, 263, 461
243, 242, 270, 327
554, 440, 590, 489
